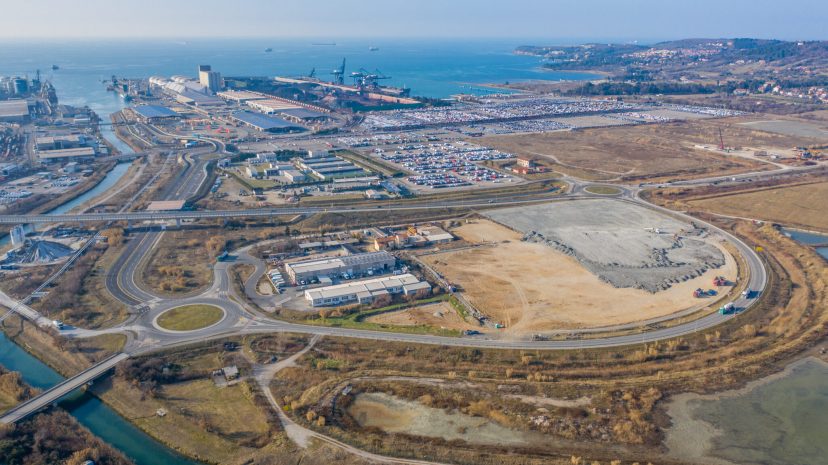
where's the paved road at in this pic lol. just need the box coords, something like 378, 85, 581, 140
0, 192, 572, 225
0, 170, 770, 427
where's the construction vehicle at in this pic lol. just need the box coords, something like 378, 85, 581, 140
719, 302, 736, 315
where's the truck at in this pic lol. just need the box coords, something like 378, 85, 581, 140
718, 303, 736, 315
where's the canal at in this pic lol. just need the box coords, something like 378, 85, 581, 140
0, 332, 200, 465
1, 108, 202, 464
782, 228, 828, 261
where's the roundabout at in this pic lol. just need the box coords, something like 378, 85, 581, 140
584, 184, 623, 195
154, 304, 226, 332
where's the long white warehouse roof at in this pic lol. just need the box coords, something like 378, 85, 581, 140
304, 273, 422, 301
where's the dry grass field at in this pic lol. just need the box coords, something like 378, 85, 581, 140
688, 181, 828, 232
421, 220, 737, 334
478, 118, 807, 181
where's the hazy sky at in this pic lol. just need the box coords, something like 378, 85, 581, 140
1, 0, 825, 41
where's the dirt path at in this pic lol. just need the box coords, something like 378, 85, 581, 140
251, 336, 447, 464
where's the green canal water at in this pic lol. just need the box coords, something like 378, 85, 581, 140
0, 332, 200, 465
692, 358, 828, 465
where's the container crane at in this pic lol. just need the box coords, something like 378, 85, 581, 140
331, 58, 346, 85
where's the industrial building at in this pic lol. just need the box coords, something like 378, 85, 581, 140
304, 273, 431, 307
132, 105, 181, 123
231, 111, 304, 133
373, 225, 454, 250
175, 90, 224, 107
37, 147, 96, 163
282, 169, 307, 183
35, 134, 87, 150
10, 225, 26, 247
279, 108, 329, 124
216, 90, 269, 103
0, 99, 31, 123
297, 154, 368, 180
285, 251, 396, 284
330, 176, 380, 192
0, 163, 21, 177
247, 99, 302, 114
198, 65, 223, 93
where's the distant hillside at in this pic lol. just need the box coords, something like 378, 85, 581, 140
516, 38, 828, 80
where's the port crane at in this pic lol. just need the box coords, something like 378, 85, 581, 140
351, 68, 392, 92
331, 59, 346, 85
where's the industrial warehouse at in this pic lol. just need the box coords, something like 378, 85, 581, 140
285, 251, 396, 284
304, 273, 431, 307
230, 111, 304, 133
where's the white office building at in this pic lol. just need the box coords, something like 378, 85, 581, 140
304, 274, 431, 307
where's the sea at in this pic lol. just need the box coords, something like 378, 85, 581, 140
0, 38, 600, 464
0, 38, 600, 122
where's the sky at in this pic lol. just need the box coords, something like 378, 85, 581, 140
1, 0, 826, 41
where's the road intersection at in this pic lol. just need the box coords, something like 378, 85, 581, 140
0, 159, 775, 425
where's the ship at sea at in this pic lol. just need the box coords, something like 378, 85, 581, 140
264, 48, 273, 53
369, 46, 380, 52
51, 65, 59, 70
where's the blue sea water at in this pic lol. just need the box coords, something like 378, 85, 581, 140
0, 38, 600, 463
0, 38, 599, 118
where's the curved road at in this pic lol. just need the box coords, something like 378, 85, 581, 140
78, 187, 768, 352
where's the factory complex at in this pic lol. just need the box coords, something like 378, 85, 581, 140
304, 273, 431, 307
285, 250, 396, 284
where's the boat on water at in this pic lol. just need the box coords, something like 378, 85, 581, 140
51, 65, 59, 70
369, 46, 380, 52
265, 47, 273, 53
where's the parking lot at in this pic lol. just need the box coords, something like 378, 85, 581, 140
374, 141, 515, 188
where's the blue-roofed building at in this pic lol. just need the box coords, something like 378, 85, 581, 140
231, 111, 304, 133
132, 105, 180, 122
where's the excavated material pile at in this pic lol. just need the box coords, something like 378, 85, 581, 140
11, 240, 75, 264
485, 199, 726, 293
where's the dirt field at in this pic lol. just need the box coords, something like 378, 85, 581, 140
365, 301, 479, 331
478, 118, 806, 181
422, 219, 737, 333
688, 181, 828, 232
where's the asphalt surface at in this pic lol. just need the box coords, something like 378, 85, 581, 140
0, 153, 773, 426
89, 190, 767, 353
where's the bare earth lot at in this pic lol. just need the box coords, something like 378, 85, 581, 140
422, 216, 736, 333
688, 181, 828, 232
479, 118, 800, 181
486, 200, 727, 292
365, 302, 479, 331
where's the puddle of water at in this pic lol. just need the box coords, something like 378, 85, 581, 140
667, 358, 828, 465
349, 392, 534, 447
